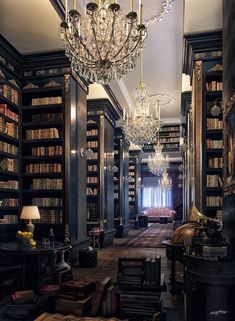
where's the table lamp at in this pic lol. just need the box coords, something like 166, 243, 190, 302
20, 206, 41, 234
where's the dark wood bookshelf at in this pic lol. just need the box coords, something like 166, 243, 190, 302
128, 150, 142, 222
86, 99, 121, 247
0, 63, 20, 227
201, 57, 223, 218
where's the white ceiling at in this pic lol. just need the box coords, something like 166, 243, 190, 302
0, 0, 222, 123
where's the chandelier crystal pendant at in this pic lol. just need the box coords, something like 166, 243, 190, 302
60, 0, 147, 84
159, 170, 172, 192
122, 51, 161, 147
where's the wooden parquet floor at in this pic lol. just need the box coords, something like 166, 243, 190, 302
72, 226, 184, 320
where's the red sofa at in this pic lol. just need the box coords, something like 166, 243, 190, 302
143, 207, 176, 222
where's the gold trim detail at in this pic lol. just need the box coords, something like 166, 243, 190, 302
212, 50, 222, 57
64, 74, 70, 92
208, 64, 223, 72
100, 115, 104, 128
195, 61, 202, 81
195, 53, 205, 59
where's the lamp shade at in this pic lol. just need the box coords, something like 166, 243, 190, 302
20, 206, 40, 220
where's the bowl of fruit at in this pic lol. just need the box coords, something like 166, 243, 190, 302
16, 230, 33, 247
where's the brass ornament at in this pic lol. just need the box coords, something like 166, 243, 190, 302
64, 74, 70, 92
195, 61, 202, 81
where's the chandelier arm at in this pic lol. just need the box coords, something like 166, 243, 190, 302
104, 10, 117, 60
111, 21, 135, 60
64, 34, 96, 67
63, 21, 97, 64
90, 14, 103, 61
112, 34, 143, 66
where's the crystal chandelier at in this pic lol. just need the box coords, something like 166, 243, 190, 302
160, 170, 172, 192
147, 98, 171, 175
60, 0, 147, 84
122, 51, 161, 147
148, 140, 169, 176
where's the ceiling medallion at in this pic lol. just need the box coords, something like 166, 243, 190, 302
60, 0, 147, 84
121, 50, 161, 148
145, 0, 176, 26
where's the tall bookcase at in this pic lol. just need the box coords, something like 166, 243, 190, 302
21, 77, 65, 237
202, 65, 223, 218
128, 150, 142, 223
87, 99, 122, 247
114, 128, 130, 237
0, 35, 89, 252
0, 60, 20, 241
183, 31, 223, 218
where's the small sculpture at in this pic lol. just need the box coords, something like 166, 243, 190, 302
64, 224, 71, 243
49, 228, 55, 247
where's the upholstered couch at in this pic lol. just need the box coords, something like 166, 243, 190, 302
143, 207, 176, 222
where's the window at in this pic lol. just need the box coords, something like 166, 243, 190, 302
142, 176, 172, 208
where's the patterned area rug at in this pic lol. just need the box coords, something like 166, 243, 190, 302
120, 223, 173, 248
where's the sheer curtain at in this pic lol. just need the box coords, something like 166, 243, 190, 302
142, 176, 172, 208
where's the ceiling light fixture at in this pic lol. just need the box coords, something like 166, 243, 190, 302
159, 170, 172, 192
148, 141, 169, 176
122, 50, 161, 147
60, 0, 147, 84
145, 0, 176, 26
147, 98, 173, 176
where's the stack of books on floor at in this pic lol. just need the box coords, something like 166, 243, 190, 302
37, 284, 60, 312
117, 256, 164, 320
117, 256, 146, 286
5, 290, 37, 319
54, 279, 96, 316
90, 276, 117, 317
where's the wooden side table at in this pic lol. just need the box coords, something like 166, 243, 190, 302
161, 240, 184, 294
88, 228, 101, 249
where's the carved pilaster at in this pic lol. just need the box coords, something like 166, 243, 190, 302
64, 74, 70, 92
195, 61, 202, 81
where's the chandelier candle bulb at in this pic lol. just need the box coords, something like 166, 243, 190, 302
131, 0, 134, 12
65, 0, 68, 19
73, 0, 76, 9
139, 1, 143, 24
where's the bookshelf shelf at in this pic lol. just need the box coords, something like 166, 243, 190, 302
23, 155, 62, 161
0, 132, 19, 144
22, 121, 62, 128
22, 86, 62, 94
0, 188, 18, 193
22, 172, 62, 178
22, 138, 62, 144
0, 93, 19, 110
22, 103, 62, 110
0, 114, 18, 125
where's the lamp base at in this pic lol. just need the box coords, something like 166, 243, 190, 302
26, 220, 35, 234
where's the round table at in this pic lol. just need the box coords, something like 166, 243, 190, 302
0, 241, 71, 290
